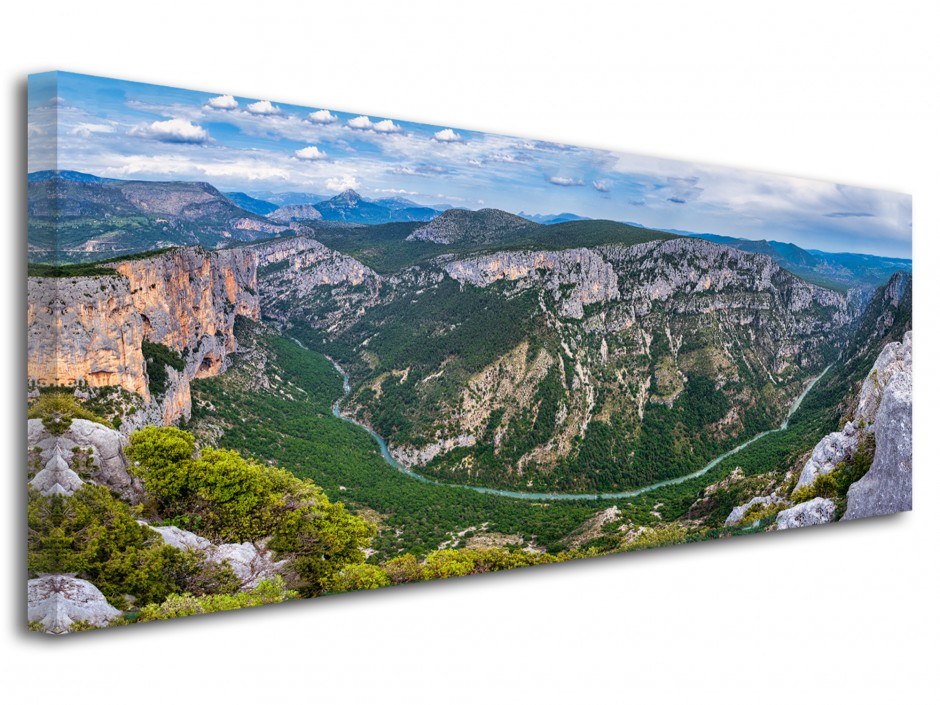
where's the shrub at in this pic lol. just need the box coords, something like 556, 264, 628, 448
126, 426, 376, 596
27, 392, 110, 434
325, 563, 391, 593
142, 340, 185, 398
137, 576, 296, 621
26, 484, 236, 609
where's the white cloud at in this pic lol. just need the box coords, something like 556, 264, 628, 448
70, 123, 116, 139
348, 115, 374, 130
592, 179, 611, 192
549, 176, 583, 186
433, 128, 462, 142
347, 116, 400, 133
207, 95, 238, 110
374, 119, 401, 133
130, 118, 210, 144
247, 100, 280, 115
91, 153, 291, 182
326, 174, 361, 191
308, 109, 338, 124
294, 145, 328, 161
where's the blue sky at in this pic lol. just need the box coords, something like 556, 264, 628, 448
28, 72, 912, 258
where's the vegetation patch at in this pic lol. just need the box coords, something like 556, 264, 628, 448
142, 340, 185, 397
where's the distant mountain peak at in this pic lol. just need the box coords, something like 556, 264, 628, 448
406, 208, 533, 245
334, 189, 363, 204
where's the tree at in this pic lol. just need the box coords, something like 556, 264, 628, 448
126, 426, 376, 596
324, 564, 391, 593
27, 484, 238, 609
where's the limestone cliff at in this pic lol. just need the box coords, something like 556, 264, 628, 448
843, 331, 913, 519
27, 275, 149, 398
28, 246, 261, 425
255, 236, 381, 331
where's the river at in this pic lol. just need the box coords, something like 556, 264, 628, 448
313, 340, 829, 502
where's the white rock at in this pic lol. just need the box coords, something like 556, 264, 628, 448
146, 524, 213, 552
724, 494, 786, 527
775, 498, 836, 530
794, 424, 859, 491
844, 364, 913, 520
27, 575, 121, 634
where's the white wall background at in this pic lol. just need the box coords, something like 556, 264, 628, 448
1, 2, 937, 702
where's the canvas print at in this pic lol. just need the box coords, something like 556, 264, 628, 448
26, 71, 912, 634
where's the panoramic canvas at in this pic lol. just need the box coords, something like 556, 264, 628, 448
26, 72, 912, 634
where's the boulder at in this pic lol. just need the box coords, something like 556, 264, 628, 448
794, 422, 859, 491
30, 445, 84, 496
27, 418, 141, 501
724, 494, 787, 527
210, 541, 290, 589
143, 524, 213, 552
141, 521, 289, 589
28, 575, 121, 634
775, 498, 836, 530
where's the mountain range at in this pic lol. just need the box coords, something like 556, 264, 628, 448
27, 170, 910, 294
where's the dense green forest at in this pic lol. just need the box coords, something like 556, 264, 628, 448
186, 317, 864, 558
188, 320, 604, 558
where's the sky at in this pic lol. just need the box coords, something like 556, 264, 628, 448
28, 72, 912, 258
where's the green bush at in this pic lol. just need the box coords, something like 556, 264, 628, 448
126, 426, 376, 596
142, 340, 185, 398
27, 484, 237, 609
137, 576, 296, 621
27, 392, 110, 434
325, 563, 391, 592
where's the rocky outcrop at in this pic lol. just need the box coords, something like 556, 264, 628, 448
27, 275, 149, 398
268, 204, 322, 223
144, 523, 288, 589
28, 246, 261, 425
776, 498, 837, 530
255, 237, 381, 331
724, 494, 787, 527
28, 575, 121, 634
28, 418, 142, 501
843, 332, 913, 520
445, 248, 620, 319
794, 422, 860, 491
391, 434, 477, 467
113, 247, 259, 354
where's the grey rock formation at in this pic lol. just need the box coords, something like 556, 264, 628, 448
776, 497, 837, 530
255, 236, 382, 332
27, 418, 141, 501
142, 522, 289, 589
855, 330, 912, 428
30, 444, 84, 496
145, 524, 213, 552
28, 575, 121, 634
212, 541, 290, 589
268, 204, 322, 223
724, 494, 787, 527
844, 333, 913, 520
445, 248, 620, 319
794, 422, 859, 491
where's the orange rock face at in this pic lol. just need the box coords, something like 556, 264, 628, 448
27, 275, 151, 401
28, 246, 261, 424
